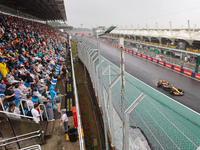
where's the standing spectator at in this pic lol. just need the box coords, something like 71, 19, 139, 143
60, 109, 69, 134
61, 65, 68, 79
31, 104, 43, 123
54, 91, 67, 113
43, 98, 54, 120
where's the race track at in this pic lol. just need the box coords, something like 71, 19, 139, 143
99, 42, 200, 113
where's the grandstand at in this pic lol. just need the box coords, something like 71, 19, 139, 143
109, 28, 200, 53
0, 1, 85, 150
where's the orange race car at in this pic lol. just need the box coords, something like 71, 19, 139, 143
169, 85, 184, 96
157, 80, 184, 96
157, 80, 171, 90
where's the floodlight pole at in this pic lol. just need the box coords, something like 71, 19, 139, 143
119, 37, 125, 150
97, 32, 109, 150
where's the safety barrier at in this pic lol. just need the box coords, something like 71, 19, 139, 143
0, 110, 37, 123
78, 38, 200, 150
69, 40, 85, 150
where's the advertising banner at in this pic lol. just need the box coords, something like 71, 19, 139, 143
129, 50, 133, 54
195, 73, 200, 80
133, 51, 137, 55
137, 53, 141, 57
166, 63, 172, 69
174, 66, 181, 72
147, 56, 152, 61
183, 69, 192, 76
142, 55, 146, 59
153, 58, 158, 63
159, 61, 164, 66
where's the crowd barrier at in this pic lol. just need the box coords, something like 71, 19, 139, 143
96, 39, 200, 81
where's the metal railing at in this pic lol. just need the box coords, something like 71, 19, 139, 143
20, 144, 42, 150
0, 130, 41, 147
0, 98, 50, 123
39, 104, 49, 122
69, 39, 85, 150
0, 110, 37, 122
77, 37, 200, 150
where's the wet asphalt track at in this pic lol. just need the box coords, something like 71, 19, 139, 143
99, 42, 200, 113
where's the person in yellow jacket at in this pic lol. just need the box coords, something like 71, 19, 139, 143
0, 59, 8, 78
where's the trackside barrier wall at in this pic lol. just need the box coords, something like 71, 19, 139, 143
78, 37, 200, 150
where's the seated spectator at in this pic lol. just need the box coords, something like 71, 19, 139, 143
0, 59, 8, 78
31, 104, 43, 123
26, 73, 34, 83
19, 80, 32, 95
37, 79, 47, 94
43, 98, 54, 120
32, 87, 45, 103
6, 72, 20, 85
13, 84, 26, 100
52, 70, 60, 79
0, 79, 6, 93
4, 84, 15, 103
26, 95, 34, 109
6, 101, 20, 119
18, 66, 27, 81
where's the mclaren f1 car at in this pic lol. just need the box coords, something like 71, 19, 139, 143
157, 80, 171, 90
169, 85, 184, 96
157, 80, 184, 96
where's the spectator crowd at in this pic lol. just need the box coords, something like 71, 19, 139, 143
0, 13, 69, 123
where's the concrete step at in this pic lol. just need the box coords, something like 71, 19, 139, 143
45, 121, 55, 137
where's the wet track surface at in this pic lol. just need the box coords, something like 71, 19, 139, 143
99, 42, 200, 113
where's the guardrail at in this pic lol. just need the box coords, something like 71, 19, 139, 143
20, 144, 42, 150
77, 37, 200, 150
0, 130, 41, 147
39, 104, 49, 122
0, 110, 37, 122
69, 39, 85, 150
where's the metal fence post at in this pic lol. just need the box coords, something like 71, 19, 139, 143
109, 75, 121, 147
124, 93, 146, 150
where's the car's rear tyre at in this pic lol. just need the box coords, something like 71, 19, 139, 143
157, 83, 161, 87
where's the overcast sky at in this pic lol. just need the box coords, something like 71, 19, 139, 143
64, 0, 200, 29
